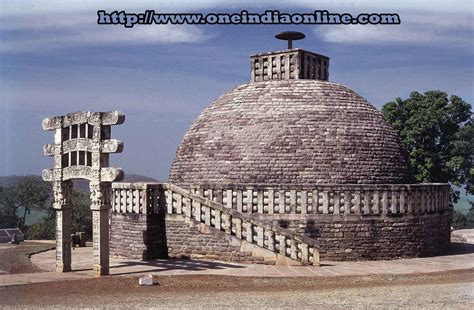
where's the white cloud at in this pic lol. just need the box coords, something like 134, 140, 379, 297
0, 1, 215, 52
316, 21, 471, 47
0, 23, 206, 52
313, 6, 473, 47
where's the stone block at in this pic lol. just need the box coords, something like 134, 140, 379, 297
139, 274, 154, 286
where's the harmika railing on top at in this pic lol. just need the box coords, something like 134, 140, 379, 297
111, 182, 320, 266
189, 183, 450, 216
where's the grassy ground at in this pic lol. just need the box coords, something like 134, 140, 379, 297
0, 241, 54, 275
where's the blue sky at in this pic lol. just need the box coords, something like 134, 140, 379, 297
0, 0, 473, 180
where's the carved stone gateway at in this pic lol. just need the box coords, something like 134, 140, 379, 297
42, 111, 124, 276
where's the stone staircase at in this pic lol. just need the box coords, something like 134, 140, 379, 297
164, 183, 320, 266
111, 182, 320, 266
165, 214, 263, 264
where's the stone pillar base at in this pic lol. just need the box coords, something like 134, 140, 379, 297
55, 205, 72, 273
91, 205, 110, 277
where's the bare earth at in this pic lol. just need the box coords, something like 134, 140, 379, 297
0, 241, 54, 275
0, 238, 473, 308
1, 270, 473, 308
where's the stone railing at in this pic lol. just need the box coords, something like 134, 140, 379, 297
111, 182, 320, 266
189, 183, 450, 216
112, 182, 165, 214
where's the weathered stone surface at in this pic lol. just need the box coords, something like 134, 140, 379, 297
169, 80, 413, 186
262, 212, 451, 261
42, 111, 125, 130
42, 111, 125, 276
165, 214, 266, 264
110, 212, 168, 260
111, 182, 451, 262
250, 49, 330, 82
138, 274, 154, 286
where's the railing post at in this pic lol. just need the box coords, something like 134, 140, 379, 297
363, 192, 370, 215
246, 223, 253, 243
301, 243, 308, 264
400, 188, 406, 214
353, 191, 360, 215
279, 190, 286, 214
268, 188, 274, 214
279, 235, 286, 256
236, 189, 243, 212
290, 239, 297, 260
373, 190, 380, 214
344, 191, 350, 215
204, 206, 211, 226
312, 247, 320, 266
301, 190, 307, 214
257, 226, 264, 247
391, 189, 397, 214
290, 189, 297, 213
235, 218, 242, 239
226, 190, 233, 209
214, 209, 221, 230
257, 190, 264, 213
246, 189, 253, 213
166, 189, 173, 214
382, 190, 388, 215
333, 192, 340, 215
266, 231, 275, 251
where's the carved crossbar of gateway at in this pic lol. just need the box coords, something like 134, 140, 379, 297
42, 111, 125, 276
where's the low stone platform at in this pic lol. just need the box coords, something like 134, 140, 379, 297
0, 243, 471, 287
452, 229, 474, 244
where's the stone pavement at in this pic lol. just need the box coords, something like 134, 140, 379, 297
1, 244, 473, 287
453, 229, 474, 243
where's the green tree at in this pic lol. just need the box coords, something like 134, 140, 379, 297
15, 177, 51, 231
71, 190, 92, 241
0, 177, 51, 230
25, 189, 92, 240
381, 91, 473, 204
0, 186, 17, 228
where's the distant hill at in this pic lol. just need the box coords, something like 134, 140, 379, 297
73, 174, 159, 193
0, 175, 44, 187
0, 174, 160, 193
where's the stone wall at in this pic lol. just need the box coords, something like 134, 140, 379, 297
255, 212, 451, 261
166, 214, 266, 264
110, 211, 273, 264
110, 212, 167, 260
110, 182, 451, 263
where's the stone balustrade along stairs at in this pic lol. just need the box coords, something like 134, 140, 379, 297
163, 183, 320, 266
111, 182, 320, 265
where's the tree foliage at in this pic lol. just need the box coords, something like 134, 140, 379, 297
0, 177, 51, 230
25, 190, 92, 240
381, 90, 473, 202
1, 176, 92, 240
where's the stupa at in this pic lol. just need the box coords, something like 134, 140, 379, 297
109, 32, 450, 263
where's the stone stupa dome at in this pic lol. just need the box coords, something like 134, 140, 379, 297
169, 34, 412, 187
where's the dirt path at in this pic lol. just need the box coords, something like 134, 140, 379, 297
0, 241, 54, 275
1, 270, 473, 308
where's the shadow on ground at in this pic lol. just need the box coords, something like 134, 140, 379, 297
447, 242, 474, 255
74, 259, 246, 275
